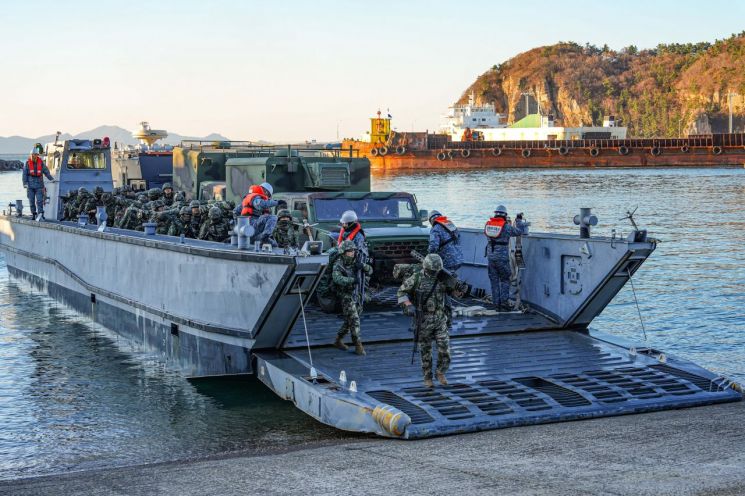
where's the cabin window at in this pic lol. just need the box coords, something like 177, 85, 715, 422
67, 151, 106, 170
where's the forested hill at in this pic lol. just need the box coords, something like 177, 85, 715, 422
460, 33, 745, 137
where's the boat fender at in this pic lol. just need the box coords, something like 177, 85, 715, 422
460, 149, 471, 158
650, 147, 661, 156
446, 150, 453, 160
372, 405, 411, 437
589, 147, 600, 157
379, 146, 388, 156
712, 145, 723, 155
491, 148, 502, 157
521, 148, 531, 158
558, 146, 569, 156
436, 151, 446, 161
618, 145, 629, 156
370, 147, 379, 157
681, 145, 690, 153
395, 145, 406, 155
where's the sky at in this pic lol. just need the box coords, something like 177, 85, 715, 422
1, 0, 743, 142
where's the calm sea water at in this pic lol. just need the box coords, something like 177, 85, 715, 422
1, 167, 744, 479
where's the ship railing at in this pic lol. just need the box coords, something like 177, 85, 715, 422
178, 141, 360, 158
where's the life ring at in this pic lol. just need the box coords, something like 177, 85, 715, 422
379, 146, 388, 156
491, 148, 502, 157
395, 145, 406, 155
461, 149, 471, 158
370, 147, 379, 157
712, 146, 723, 155
436, 151, 446, 161
618, 145, 629, 156
589, 147, 600, 157
650, 147, 661, 156
521, 148, 532, 158
558, 146, 569, 156
446, 150, 453, 159
681, 145, 690, 153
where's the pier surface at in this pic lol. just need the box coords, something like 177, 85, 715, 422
2, 401, 743, 496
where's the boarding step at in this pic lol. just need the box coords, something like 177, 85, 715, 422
256, 330, 742, 439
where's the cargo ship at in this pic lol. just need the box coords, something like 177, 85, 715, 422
344, 97, 745, 170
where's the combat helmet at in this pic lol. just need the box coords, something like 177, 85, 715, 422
151, 200, 165, 210
423, 253, 444, 274
209, 206, 222, 220
94, 186, 104, 196
277, 209, 292, 221
161, 182, 173, 191
189, 200, 201, 209
340, 239, 357, 252
494, 205, 508, 217
179, 206, 191, 217
147, 188, 162, 201
78, 187, 89, 196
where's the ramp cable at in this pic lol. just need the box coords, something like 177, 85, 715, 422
627, 267, 647, 341
297, 291, 317, 382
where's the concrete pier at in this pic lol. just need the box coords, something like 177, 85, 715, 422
2, 401, 743, 495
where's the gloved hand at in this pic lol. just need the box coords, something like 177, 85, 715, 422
403, 304, 416, 317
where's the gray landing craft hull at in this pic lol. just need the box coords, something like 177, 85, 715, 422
0, 216, 326, 377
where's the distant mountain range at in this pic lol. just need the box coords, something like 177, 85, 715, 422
0, 125, 232, 154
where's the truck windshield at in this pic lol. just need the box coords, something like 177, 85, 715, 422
67, 151, 106, 170
313, 197, 417, 222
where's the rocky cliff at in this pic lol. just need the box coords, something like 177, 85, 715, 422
460, 33, 745, 137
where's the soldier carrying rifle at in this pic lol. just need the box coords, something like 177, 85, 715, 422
397, 253, 465, 388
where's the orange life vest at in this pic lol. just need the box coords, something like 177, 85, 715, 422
240, 186, 268, 217
484, 217, 506, 239
26, 157, 43, 177
337, 223, 362, 245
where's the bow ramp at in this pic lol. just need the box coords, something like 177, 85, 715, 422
256, 232, 741, 438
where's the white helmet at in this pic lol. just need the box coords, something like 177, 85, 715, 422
260, 182, 273, 197
340, 210, 358, 224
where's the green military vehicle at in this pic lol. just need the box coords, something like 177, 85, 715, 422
173, 141, 430, 284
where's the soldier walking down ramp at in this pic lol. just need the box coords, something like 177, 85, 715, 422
22, 145, 55, 219
398, 253, 459, 388
484, 205, 528, 311
332, 240, 373, 356
427, 210, 463, 272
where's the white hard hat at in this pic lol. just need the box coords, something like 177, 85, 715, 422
340, 210, 358, 223
260, 182, 273, 197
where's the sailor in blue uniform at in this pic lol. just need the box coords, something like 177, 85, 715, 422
427, 210, 463, 272
484, 205, 528, 311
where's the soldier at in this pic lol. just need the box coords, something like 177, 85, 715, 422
332, 239, 373, 355
168, 206, 192, 237
102, 192, 117, 226
272, 209, 299, 249
189, 200, 204, 236
147, 187, 162, 202
22, 146, 55, 219
199, 207, 231, 242
82, 186, 105, 223
62, 189, 78, 220
427, 210, 464, 272
484, 205, 528, 311
152, 209, 173, 235
75, 187, 92, 218
120, 201, 144, 230
161, 183, 175, 206
398, 253, 458, 388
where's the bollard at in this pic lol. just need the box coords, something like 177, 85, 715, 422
15, 200, 23, 217
573, 208, 598, 239
78, 214, 88, 227
236, 216, 254, 250
96, 206, 108, 226
143, 222, 157, 235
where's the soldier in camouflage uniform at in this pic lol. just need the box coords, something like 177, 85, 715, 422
428, 210, 463, 272
485, 205, 528, 311
120, 201, 145, 231
102, 192, 118, 226
332, 239, 373, 355
167, 206, 191, 237
272, 209, 299, 249
398, 253, 459, 388
147, 187, 162, 202
62, 189, 78, 220
161, 183, 175, 206
199, 207, 231, 242
189, 200, 204, 238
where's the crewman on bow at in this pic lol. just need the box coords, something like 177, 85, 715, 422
21, 144, 54, 220
237, 182, 278, 229
484, 205, 528, 311
337, 210, 368, 255
428, 210, 463, 272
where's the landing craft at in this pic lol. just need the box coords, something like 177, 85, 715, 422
0, 138, 740, 439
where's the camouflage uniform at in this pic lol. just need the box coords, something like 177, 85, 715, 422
397, 254, 456, 385
486, 209, 528, 310
62, 190, 78, 220
120, 202, 145, 231
332, 240, 373, 354
251, 213, 278, 247
428, 211, 464, 272
199, 207, 231, 242
162, 183, 174, 207
102, 193, 117, 226
168, 207, 191, 237
272, 210, 299, 249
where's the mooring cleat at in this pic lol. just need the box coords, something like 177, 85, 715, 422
436, 372, 448, 386
333, 338, 348, 351
423, 377, 434, 388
